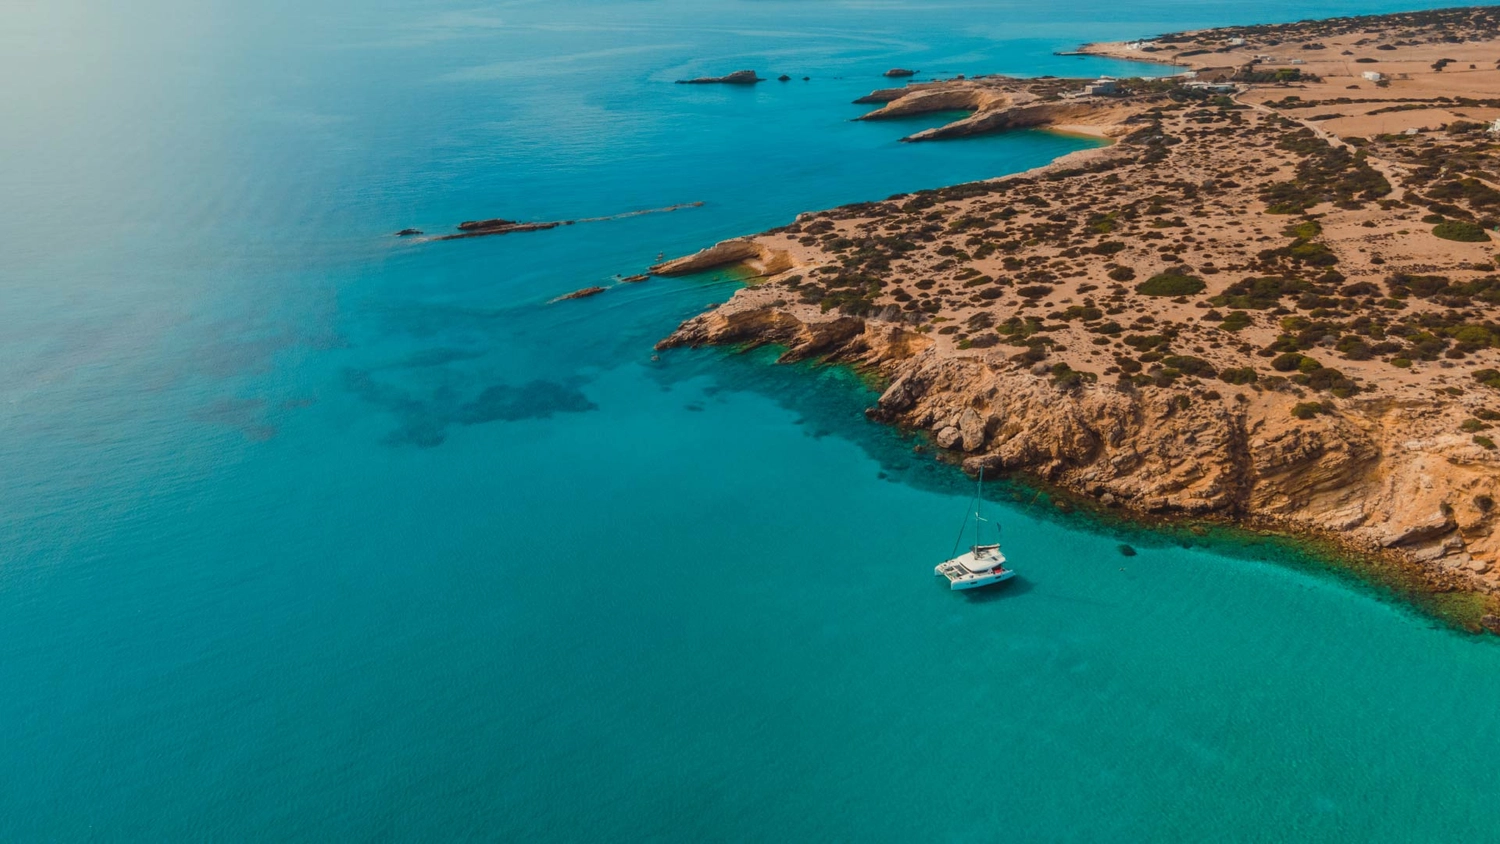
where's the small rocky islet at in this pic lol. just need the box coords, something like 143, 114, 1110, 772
675, 70, 764, 85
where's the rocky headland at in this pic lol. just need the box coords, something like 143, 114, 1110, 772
654, 7, 1500, 624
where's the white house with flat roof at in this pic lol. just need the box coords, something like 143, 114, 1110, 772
1083, 77, 1118, 96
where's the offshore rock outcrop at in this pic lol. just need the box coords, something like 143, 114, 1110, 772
676, 70, 764, 85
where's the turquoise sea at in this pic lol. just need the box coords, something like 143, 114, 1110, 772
4, 1, 1500, 839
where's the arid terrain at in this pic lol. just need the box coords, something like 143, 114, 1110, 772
648, 7, 1500, 623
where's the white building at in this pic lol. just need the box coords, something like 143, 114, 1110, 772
1083, 77, 1118, 96
1362, 71, 1385, 82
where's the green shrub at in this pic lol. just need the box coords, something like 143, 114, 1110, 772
1137, 270, 1206, 296
1210, 276, 1307, 309
1303, 366, 1359, 396
1161, 355, 1217, 377
1220, 366, 1259, 385
1221, 311, 1253, 332
1291, 402, 1327, 420
1123, 334, 1169, 351
1287, 240, 1339, 266
1051, 363, 1097, 390
1474, 369, 1500, 389
1433, 221, 1491, 242
1475, 435, 1497, 450
1283, 220, 1323, 239
1108, 266, 1137, 282
1272, 352, 1308, 372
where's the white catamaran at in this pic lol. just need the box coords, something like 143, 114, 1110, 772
934, 469, 1015, 590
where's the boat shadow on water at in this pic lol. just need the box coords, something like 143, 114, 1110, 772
949, 577, 1034, 604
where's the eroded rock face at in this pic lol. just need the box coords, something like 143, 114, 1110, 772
654, 239, 768, 275
659, 284, 1500, 595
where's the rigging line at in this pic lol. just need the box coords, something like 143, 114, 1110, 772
950, 491, 977, 559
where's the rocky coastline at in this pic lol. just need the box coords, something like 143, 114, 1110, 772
651, 7, 1500, 627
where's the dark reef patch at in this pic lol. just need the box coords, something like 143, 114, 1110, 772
388, 347, 489, 369
456, 381, 597, 425
344, 367, 597, 447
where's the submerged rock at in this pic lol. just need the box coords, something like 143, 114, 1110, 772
778, 74, 791, 82
1119, 544, 1138, 557
553, 286, 606, 302
433, 218, 564, 240
885, 68, 918, 78
458, 217, 518, 231
676, 70, 764, 85
394, 228, 422, 236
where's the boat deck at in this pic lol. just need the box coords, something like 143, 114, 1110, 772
935, 545, 1010, 586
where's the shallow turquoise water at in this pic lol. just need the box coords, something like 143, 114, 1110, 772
3, 1, 1499, 840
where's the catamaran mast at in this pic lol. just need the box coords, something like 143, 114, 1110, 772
974, 467, 983, 549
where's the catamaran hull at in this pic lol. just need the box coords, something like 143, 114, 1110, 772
941, 568, 1016, 590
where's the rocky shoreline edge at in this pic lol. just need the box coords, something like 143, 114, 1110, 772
645, 121, 1500, 632
658, 292, 1500, 633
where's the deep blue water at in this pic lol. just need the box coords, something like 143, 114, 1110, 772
4, 1, 1499, 840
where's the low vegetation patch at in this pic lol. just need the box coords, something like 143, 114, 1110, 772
1432, 220, 1491, 242
1291, 401, 1330, 420
1137, 269, 1206, 296
1220, 366, 1259, 385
